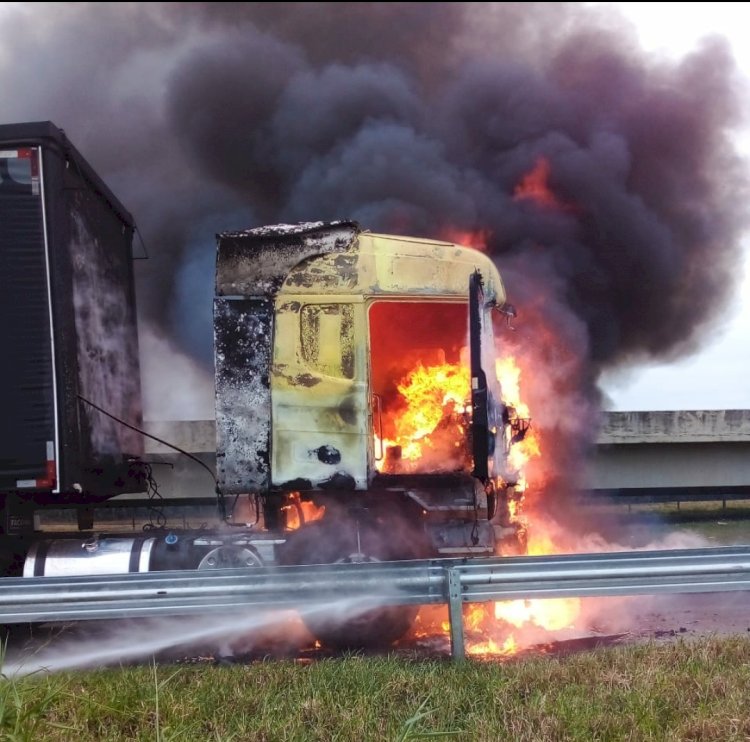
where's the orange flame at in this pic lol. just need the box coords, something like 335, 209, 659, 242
513, 157, 575, 212
494, 597, 579, 632
372, 284, 582, 656
495, 357, 540, 486
440, 228, 492, 251
376, 360, 471, 474
467, 634, 517, 657
461, 350, 580, 657
282, 492, 326, 531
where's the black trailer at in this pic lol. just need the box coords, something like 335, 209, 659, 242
0, 121, 143, 524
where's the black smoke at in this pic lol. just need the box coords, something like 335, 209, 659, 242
1, 3, 747, 441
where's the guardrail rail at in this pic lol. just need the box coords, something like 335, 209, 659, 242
2, 546, 749, 659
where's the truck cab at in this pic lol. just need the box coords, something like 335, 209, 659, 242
214, 222, 516, 559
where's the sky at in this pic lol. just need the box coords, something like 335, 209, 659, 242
594, 2, 750, 410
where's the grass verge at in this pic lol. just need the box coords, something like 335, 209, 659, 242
2, 635, 750, 740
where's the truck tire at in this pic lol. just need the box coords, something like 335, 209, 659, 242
278, 517, 420, 649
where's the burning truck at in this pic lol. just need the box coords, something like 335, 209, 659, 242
0, 121, 537, 647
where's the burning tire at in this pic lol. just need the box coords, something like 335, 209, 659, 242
278, 517, 421, 649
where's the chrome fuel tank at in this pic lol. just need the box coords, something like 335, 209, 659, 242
24, 536, 155, 577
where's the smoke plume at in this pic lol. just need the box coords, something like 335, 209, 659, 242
1, 3, 747, 489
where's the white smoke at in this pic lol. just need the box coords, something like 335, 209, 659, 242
139, 323, 214, 421
2, 595, 386, 676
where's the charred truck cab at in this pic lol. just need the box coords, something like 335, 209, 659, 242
215, 222, 520, 570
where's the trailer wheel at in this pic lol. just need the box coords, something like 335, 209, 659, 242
278, 518, 421, 649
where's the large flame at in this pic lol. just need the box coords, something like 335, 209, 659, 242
390, 345, 581, 656
368, 231, 581, 655
495, 357, 540, 487
376, 360, 471, 474
468, 351, 580, 656
494, 597, 579, 632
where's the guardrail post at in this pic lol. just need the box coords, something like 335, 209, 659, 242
447, 567, 465, 661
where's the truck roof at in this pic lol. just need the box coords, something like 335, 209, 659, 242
355, 231, 506, 304
0, 120, 134, 229
216, 221, 507, 305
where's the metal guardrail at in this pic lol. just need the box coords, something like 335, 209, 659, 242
2, 546, 750, 659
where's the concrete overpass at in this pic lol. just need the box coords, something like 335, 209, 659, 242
137, 410, 750, 504
37, 409, 748, 531
589, 410, 750, 503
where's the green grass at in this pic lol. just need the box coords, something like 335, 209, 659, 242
3, 636, 750, 740
630, 500, 750, 520
587, 500, 750, 520
678, 518, 750, 545
5, 507, 750, 739
0, 653, 74, 741
584, 501, 750, 547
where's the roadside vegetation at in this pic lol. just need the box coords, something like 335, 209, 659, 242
585, 499, 750, 547
3, 636, 750, 741
623, 499, 750, 520
3, 503, 748, 740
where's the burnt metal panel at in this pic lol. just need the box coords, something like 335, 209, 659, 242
271, 299, 368, 490
215, 221, 359, 297
215, 298, 273, 493
63, 184, 143, 484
